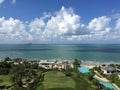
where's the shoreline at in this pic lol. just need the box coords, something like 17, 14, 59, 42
81, 60, 120, 65
1, 58, 120, 64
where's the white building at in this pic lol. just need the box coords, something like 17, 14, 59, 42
53, 61, 73, 70
117, 69, 120, 79
39, 60, 54, 69
101, 66, 116, 75
54, 63, 65, 69
118, 74, 120, 79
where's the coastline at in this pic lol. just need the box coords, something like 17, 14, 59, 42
1, 58, 120, 64
1, 58, 120, 70
81, 60, 120, 64
0, 57, 120, 90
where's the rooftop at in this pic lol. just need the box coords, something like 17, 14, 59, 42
103, 66, 116, 71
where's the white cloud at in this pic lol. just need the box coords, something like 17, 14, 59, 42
88, 16, 111, 32
43, 6, 84, 40
0, 17, 33, 43
111, 13, 120, 19
115, 18, 120, 30
1, 6, 120, 43
0, 0, 4, 4
12, 0, 16, 4
0, 0, 16, 5
29, 18, 45, 35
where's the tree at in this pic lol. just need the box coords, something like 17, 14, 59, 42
0, 61, 11, 75
73, 59, 81, 72
108, 73, 119, 83
30, 63, 39, 69
4, 57, 12, 62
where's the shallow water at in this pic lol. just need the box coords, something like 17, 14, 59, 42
0, 44, 120, 62
99, 81, 116, 90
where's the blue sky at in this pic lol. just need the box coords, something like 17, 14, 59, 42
1, 0, 120, 21
0, 0, 120, 44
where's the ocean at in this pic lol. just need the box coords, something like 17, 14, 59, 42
0, 44, 120, 62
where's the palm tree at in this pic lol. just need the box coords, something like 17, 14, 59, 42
73, 59, 81, 72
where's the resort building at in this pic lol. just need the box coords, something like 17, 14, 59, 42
101, 66, 116, 75
54, 63, 64, 69
39, 60, 55, 69
118, 73, 120, 79
13, 62, 19, 65
53, 61, 73, 70
117, 69, 120, 79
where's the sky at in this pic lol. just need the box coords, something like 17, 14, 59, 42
0, 0, 120, 44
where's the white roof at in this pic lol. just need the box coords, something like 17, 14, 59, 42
39, 60, 54, 64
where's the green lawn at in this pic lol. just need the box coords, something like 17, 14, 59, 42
37, 70, 42, 76
0, 75, 12, 86
36, 71, 98, 90
0, 70, 98, 90
72, 73, 98, 90
37, 71, 76, 90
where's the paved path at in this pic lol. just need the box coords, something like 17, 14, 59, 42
94, 71, 120, 90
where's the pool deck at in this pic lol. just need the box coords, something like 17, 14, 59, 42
113, 84, 120, 90
94, 74, 109, 82
81, 64, 97, 69
94, 71, 120, 90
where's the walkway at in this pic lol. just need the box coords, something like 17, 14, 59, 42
94, 71, 120, 90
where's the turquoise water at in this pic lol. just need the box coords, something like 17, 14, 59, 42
77, 67, 89, 73
0, 44, 120, 62
99, 81, 116, 90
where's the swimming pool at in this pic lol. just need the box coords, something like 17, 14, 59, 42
99, 81, 116, 90
77, 67, 89, 73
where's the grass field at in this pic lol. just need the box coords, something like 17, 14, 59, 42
36, 70, 98, 90
37, 71, 76, 90
0, 71, 97, 90
0, 75, 11, 86
72, 73, 98, 90
0, 70, 98, 90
